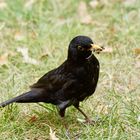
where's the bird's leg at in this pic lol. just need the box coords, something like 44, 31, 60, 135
59, 108, 68, 129
73, 102, 89, 120
58, 108, 71, 138
75, 106, 88, 120
74, 106, 95, 124
59, 108, 66, 117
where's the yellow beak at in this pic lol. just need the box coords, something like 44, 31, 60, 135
90, 44, 104, 52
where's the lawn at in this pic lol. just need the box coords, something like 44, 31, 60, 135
0, 0, 140, 139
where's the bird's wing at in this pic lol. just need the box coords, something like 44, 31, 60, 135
30, 70, 82, 101
31, 70, 70, 90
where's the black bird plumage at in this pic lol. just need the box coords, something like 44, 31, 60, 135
0, 35, 103, 122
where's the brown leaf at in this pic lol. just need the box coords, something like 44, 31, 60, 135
30, 31, 38, 39
17, 47, 39, 65
40, 48, 52, 60
78, 1, 92, 24
28, 115, 37, 123
14, 31, 25, 41
49, 127, 59, 140
0, 53, 8, 66
40, 53, 49, 60
133, 48, 140, 56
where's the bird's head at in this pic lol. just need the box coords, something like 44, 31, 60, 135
68, 35, 103, 61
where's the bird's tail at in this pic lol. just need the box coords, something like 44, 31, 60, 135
0, 90, 43, 107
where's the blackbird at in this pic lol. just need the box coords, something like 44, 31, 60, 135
0, 35, 103, 122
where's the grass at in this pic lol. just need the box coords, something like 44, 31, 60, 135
0, 0, 140, 139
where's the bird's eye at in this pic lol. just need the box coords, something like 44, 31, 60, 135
78, 46, 84, 51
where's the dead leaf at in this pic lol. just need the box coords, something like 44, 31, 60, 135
30, 31, 38, 39
123, 0, 137, 6
14, 31, 25, 41
0, 50, 16, 66
102, 47, 113, 53
28, 115, 37, 123
89, 0, 110, 8
40, 47, 52, 59
0, 53, 8, 66
24, 0, 36, 9
78, 1, 92, 24
137, 115, 140, 122
49, 127, 59, 140
135, 61, 140, 68
89, 0, 99, 8
133, 48, 140, 56
17, 47, 39, 65
109, 26, 116, 34
40, 53, 49, 59
0, 22, 5, 30
0, 1, 7, 10
0, 53, 8, 65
